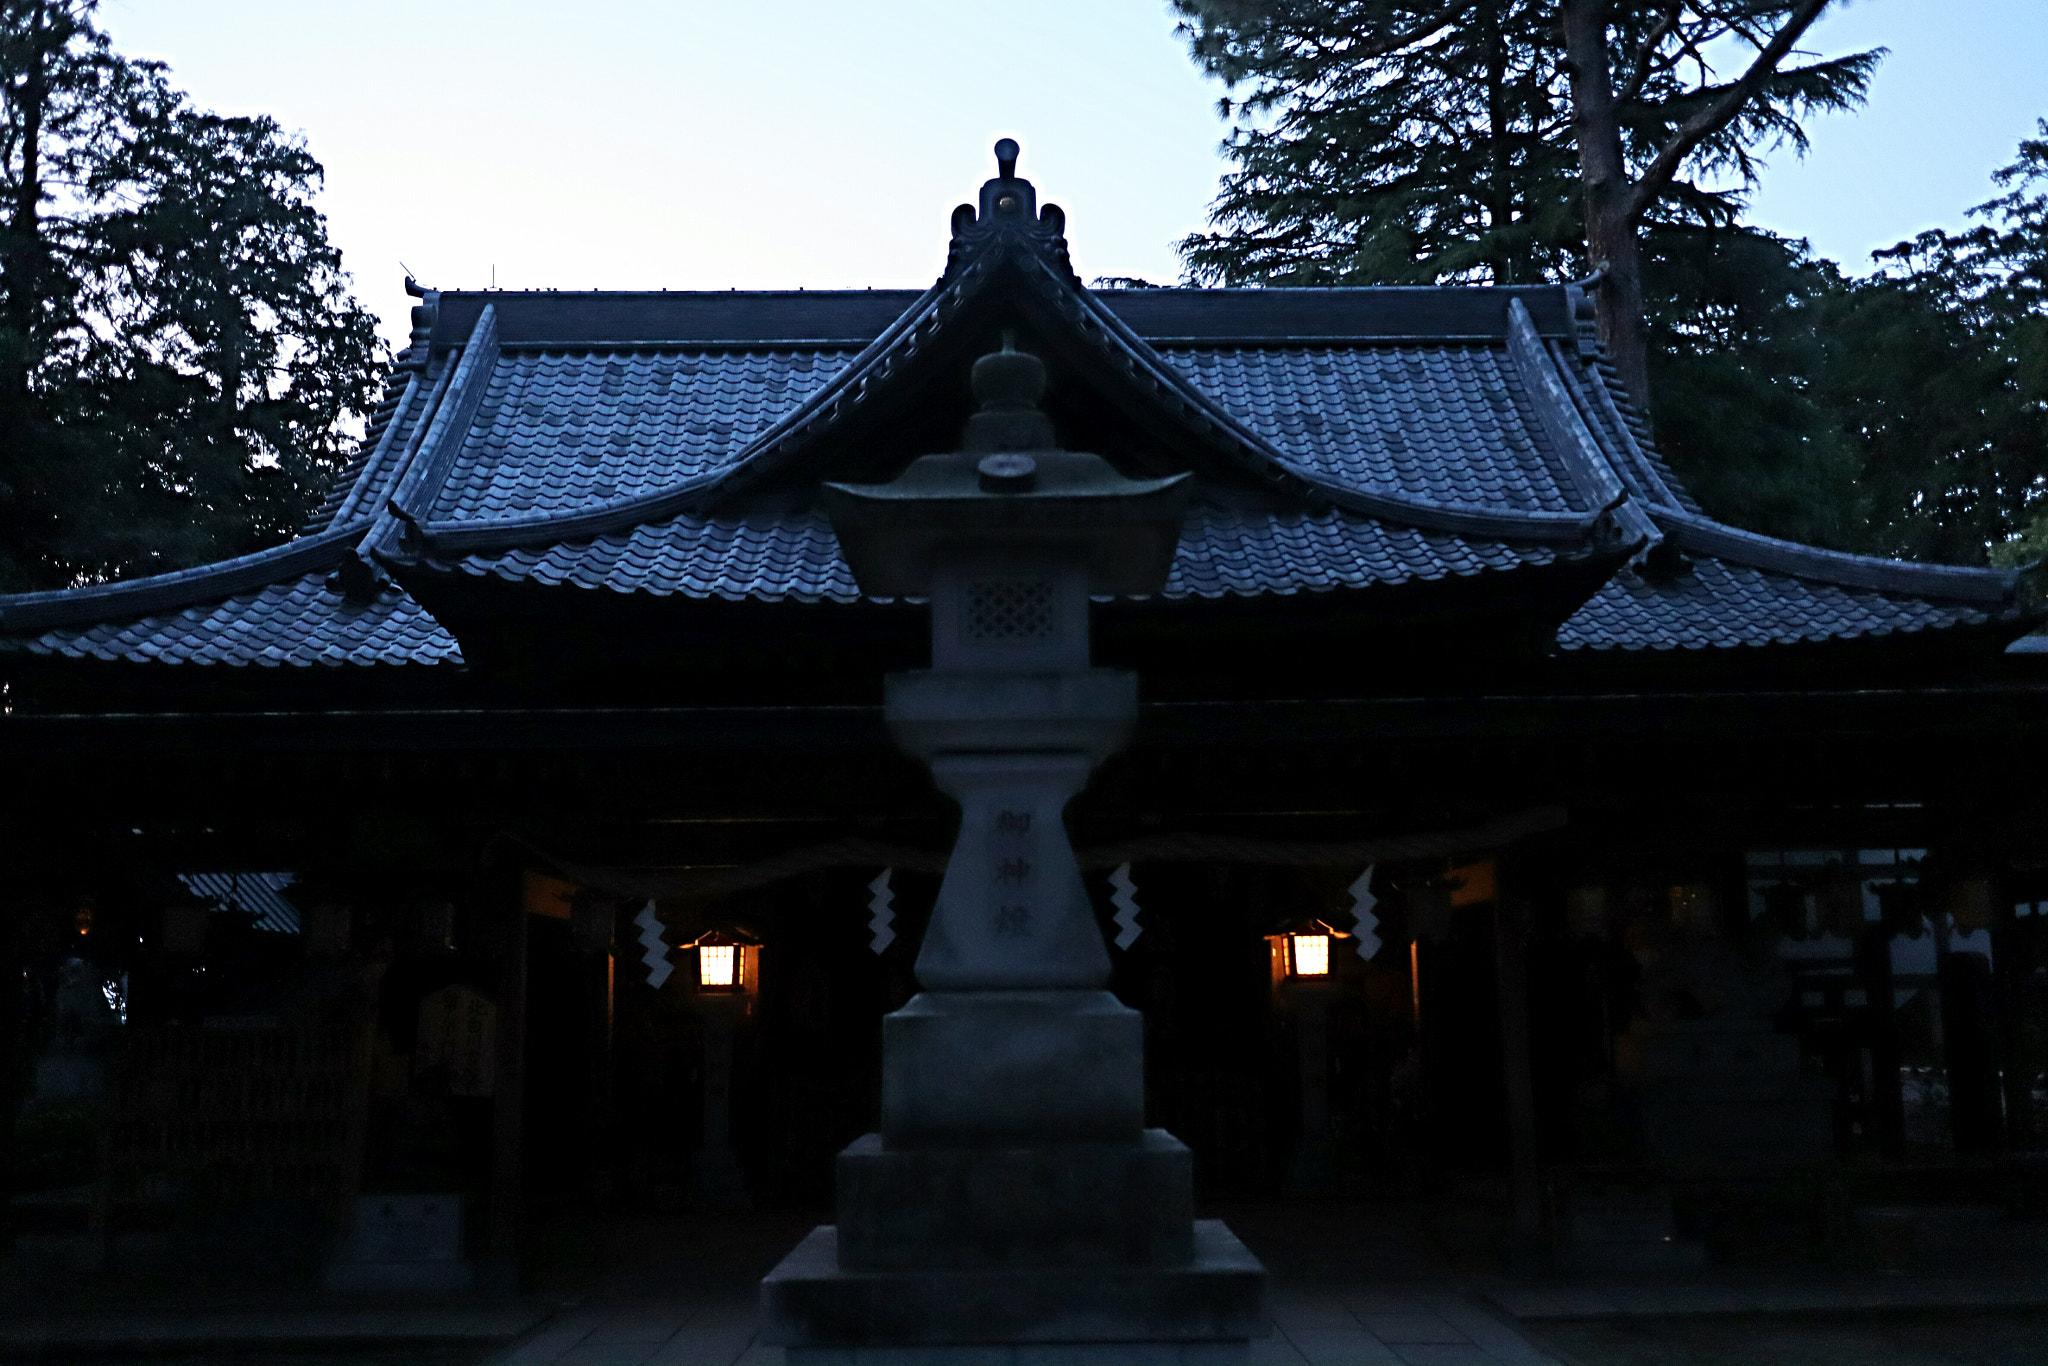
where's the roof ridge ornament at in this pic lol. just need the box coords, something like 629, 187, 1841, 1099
946, 139, 1076, 285
402, 275, 439, 373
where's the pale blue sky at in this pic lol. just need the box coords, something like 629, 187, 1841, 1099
98, 0, 2048, 349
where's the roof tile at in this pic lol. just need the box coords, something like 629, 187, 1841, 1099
442, 500, 1560, 604
1559, 556, 1995, 651
8, 575, 460, 668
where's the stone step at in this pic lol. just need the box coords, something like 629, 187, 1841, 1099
762, 1219, 1267, 1348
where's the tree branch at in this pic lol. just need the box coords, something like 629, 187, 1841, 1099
1620, 0, 1832, 222
1613, 0, 1685, 112
1340, 1, 1480, 63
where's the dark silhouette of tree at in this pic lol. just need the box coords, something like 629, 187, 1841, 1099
0, 0, 379, 591
1641, 225, 1867, 550
1845, 125, 2048, 566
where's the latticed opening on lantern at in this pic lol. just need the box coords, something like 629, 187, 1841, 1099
687, 930, 761, 995
1265, 918, 1351, 985
964, 578, 1056, 641
1290, 933, 1330, 977
699, 944, 737, 987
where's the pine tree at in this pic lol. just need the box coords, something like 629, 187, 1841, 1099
1175, 1, 1582, 287
1173, 1, 1878, 409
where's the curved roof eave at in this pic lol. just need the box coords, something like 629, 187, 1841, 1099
1538, 309, 2023, 609
0, 524, 361, 635
1653, 509, 2022, 606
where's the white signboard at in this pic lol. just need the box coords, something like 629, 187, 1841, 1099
415, 984, 496, 1097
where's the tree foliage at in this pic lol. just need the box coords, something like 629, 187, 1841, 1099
1174, 1, 1582, 287
0, 0, 380, 592
1174, 0, 1876, 398
1642, 225, 1866, 550
1172, 2, 2048, 562
1833, 127, 2048, 565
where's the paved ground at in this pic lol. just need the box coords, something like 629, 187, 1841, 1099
484, 1288, 1554, 1366
1522, 1308, 2048, 1366
11, 1202, 2048, 1364
486, 1201, 1560, 1366
0, 1305, 541, 1361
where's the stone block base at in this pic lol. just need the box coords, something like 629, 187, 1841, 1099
837, 1130, 1192, 1269
883, 992, 1144, 1144
761, 1220, 1266, 1348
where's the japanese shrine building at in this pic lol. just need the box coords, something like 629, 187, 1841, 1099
6, 149, 2047, 1279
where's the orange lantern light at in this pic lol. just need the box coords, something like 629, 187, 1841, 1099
1265, 919, 1350, 985
688, 929, 761, 995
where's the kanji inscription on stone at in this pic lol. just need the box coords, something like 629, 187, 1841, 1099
991, 809, 1036, 939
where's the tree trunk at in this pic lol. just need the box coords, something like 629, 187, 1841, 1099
1485, 11, 1513, 285
1561, 0, 1653, 413
2, 4, 52, 414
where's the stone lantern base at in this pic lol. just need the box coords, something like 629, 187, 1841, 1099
760, 993, 1266, 1358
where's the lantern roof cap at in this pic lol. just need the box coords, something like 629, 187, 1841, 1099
687, 927, 762, 948
1268, 918, 1352, 940
821, 333, 1191, 598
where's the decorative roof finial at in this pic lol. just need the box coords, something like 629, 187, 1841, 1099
945, 136, 1076, 286
401, 274, 439, 372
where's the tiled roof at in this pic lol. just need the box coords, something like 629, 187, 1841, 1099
409, 340, 1592, 548
1538, 330, 2023, 645
1166, 501, 1562, 597
428, 349, 858, 523
441, 498, 1565, 605
0, 159, 2025, 673
303, 369, 427, 533
11, 573, 459, 667
451, 511, 858, 603
1559, 556, 1999, 652
1159, 347, 1584, 515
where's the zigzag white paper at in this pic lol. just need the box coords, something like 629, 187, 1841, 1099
1110, 863, 1142, 950
633, 900, 673, 989
867, 868, 897, 954
1350, 865, 1381, 959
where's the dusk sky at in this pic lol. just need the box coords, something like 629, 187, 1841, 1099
98, 0, 2048, 350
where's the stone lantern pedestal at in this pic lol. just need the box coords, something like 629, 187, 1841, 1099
760, 339, 1267, 1359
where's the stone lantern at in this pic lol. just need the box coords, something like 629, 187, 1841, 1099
761, 330, 1268, 1356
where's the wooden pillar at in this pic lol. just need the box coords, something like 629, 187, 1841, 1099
484, 877, 529, 1295
1493, 898, 1542, 1242
691, 998, 750, 1208
1288, 988, 1334, 1190
589, 948, 615, 1201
